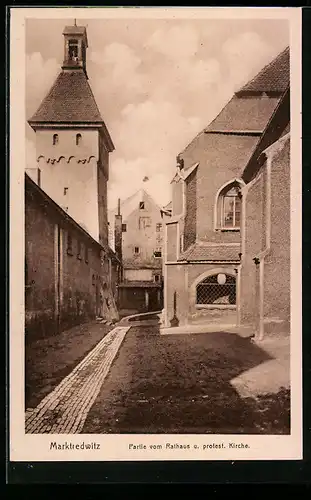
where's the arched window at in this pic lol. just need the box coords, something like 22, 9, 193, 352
53, 134, 59, 145
76, 133, 82, 146
216, 181, 242, 230
196, 273, 236, 305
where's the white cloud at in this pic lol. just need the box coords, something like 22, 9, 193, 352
145, 24, 199, 60
26, 52, 59, 117
222, 32, 278, 91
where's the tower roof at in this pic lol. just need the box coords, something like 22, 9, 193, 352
63, 25, 88, 45
28, 70, 104, 125
236, 46, 289, 95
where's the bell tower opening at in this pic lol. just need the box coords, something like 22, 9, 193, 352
62, 22, 88, 78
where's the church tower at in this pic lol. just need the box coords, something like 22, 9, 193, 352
28, 22, 114, 246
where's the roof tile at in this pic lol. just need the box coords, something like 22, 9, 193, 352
237, 46, 289, 94
29, 70, 103, 124
178, 244, 241, 262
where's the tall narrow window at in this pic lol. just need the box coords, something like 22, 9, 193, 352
67, 232, 73, 256
134, 246, 140, 255
76, 133, 82, 146
69, 39, 79, 61
216, 181, 242, 230
53, 134, 59, 145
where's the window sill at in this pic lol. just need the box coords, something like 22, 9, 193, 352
195, 304, 236, 310
215, 228, 240, 232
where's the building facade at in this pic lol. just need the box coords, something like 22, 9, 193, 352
25, 23, 120, 337
109, 189, 170, 314
25, 174, 121, 338
163, 47, 290, 338
240, 131, 290, 339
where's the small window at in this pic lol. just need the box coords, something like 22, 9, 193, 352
139, 201, 145, 210
154, 274, 160, 283
64, 187, 68, 196
122, 223, 127, 232
53, 134, 59, 145
156, 223, 162, 232
76, 133, 82, 146
67, 232, 73, 256
154, 249, 162, 258
134, 246, 140, 255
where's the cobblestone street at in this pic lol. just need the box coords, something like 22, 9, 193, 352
25, 317, 290, 435
25, 324, 130, 433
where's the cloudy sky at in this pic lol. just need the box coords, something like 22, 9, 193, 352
26, 17, 289, 209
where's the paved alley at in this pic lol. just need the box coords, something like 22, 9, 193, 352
25, 317, 290, 435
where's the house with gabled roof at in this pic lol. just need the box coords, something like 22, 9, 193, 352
163, 46, 290, 334
108, 189, 170, 315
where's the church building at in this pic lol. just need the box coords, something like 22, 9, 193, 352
163, 47, 290, 340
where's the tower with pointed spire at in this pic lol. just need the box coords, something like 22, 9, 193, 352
28, 22, 114, 245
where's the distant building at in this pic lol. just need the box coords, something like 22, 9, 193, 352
108, 189, 170, 314
163, 47, 290, 340
25, 23, 120, 337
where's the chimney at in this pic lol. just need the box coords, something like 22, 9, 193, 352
114, 198, 123, 269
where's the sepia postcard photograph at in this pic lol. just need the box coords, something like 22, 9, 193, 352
9, 6, 302, 463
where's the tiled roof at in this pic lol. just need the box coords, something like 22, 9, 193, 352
178, 244, 241, 262
29, 70, 103, 124
205, 96, 281, 133
236, 47, 289, 94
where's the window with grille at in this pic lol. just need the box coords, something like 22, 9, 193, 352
154, 248, 162, 258
217, 182, 242, 230
196, 274, 236, 305
134, 246, 140, 254
122, 223, 127, 232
